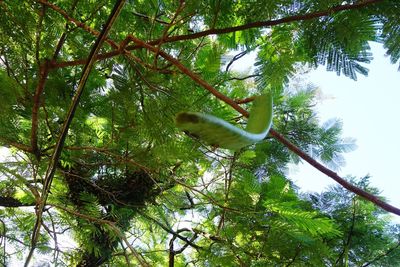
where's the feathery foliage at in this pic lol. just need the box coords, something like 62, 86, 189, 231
0, 0, 399, 266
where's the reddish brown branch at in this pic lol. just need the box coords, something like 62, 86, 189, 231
40, 0, 171, 73
52, 0, 80, 61
127, 35, 250, 116
50, 0, 383, 70
130, 35, 400, 217
127, 0, 384, 49
31, 60, 50, 158
269, 129, 400, 216
235, 96, 256, 104
0, 138, 33, 154
36, 0, 119, 50
49, 49, 173, 74
153, 0, 186, 65
25, 2, 126, 266
49, 50, 122, 69
31, 0, 80, 158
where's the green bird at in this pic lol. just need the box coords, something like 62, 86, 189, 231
175, 94, 273, 150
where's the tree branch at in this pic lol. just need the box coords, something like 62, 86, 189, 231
127, 35, 250, 116
169, 228, 198, 267
0, 137, 33, 154
49, 50, 122, 69
0, 196, 35, 208
129, 35, 400, 217
235, 96, 256, 104
285, 245, 301, 267
64, 146, 152, 173
52, 204, 150, 266
131, 11, 169, 25
126, 0, 384, 49
25, 1, 126, 266
31, 60, 50, 158
31, 0, 80, 159
138, 211, 202, 250
49, 0, 384, 70
152, 0, 186, 66
51, 0, 80, 61
225, 50, 248, 72
35, 0, 119, 49
270, 129, 400, 216
361, 241, 400, 267
335, 198, 357, 265
36, 0, 172, 75
226, 74, 260, 82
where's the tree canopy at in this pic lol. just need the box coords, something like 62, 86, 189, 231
0, 0, 400, 266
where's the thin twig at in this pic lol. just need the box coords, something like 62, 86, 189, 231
52, 0, 80, 60
0, 137, 32, 154
169, 228, 197, 267
132, 10, 169, 25
31, 0, 79, 159
35, 0, 119, 49
25, 1, 126, 266
127, 0, 384, 48
172, 178, 241, 212
226, 50, 248, 72
335, 198, 357, 265
153, 0, 186, 66
269, 129, 400, 216
361, 241, 400, 267
51, 204, 149, 266
119, 241, 132, 267
217, 154, 236, 234
138, 211, 201, 250
0, 50, 26, 91
31, 60, 50, 158
46, 210, 60, 264
50, 0, 383, 70
64, 146, 152, 173
129, 35, 400, 217
36, 0, 170, 74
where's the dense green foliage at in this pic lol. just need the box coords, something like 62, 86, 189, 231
0, 0, 399, 266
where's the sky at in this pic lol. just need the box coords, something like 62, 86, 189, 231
289, 42, 400, 222
230, 41, 400, 222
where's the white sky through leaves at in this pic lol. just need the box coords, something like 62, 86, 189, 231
230, 41, 400, 222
